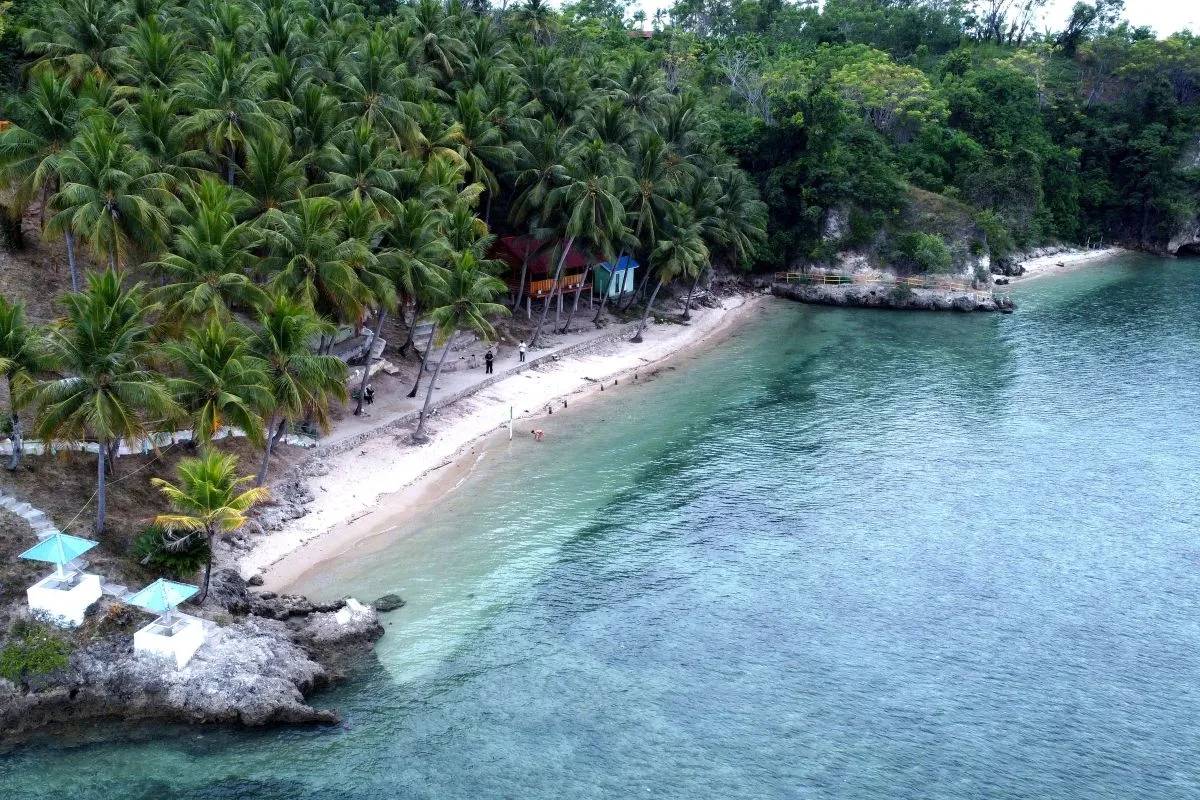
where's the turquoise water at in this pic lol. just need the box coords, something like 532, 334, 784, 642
4, 254, 1200, 799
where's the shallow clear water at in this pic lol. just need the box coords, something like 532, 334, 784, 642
5, 254, 1200, 799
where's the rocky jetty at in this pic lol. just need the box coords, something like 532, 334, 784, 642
0, 570, 383, 742
772, 282, 1015, 313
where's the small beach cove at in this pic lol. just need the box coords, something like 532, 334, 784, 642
6, 251, 1200, 799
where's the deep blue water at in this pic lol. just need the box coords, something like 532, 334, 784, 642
3, 254, 1200, 799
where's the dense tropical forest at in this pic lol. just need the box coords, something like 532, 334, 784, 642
0, 0, 1196, 571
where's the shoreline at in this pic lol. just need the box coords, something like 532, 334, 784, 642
1006, 245, 1127, 281
250, 293, 769, 591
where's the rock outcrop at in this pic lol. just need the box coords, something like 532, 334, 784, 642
772, 282, 1015, 313
0, 581, 383, 743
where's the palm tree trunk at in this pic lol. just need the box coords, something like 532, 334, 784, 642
197, 529, 215, 604
64, 231, 79, 292
682, 270, 702, 321
619, 267, 652, 312
226, 142, 236, 186
530, 236, 574, 348
593, 251, 625, 326
631, 280, 663, 343
399, 299, 421, 357
512, 250, 531, 315
406, 324, 437, 398
413, 333, 455, 442
559, 265, 591, 334
354, 308, 387, 416
108, 242, 116, 271
6, 381, 21, 471
256, 417, 286, 486
95, 439, 107, 535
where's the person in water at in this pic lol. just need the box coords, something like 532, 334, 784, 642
531, 429, 545, 441
484, 349, 494, 374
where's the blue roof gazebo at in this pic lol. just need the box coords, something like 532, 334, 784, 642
595, 255, 638, 298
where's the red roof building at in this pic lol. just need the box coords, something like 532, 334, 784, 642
491, 236, 595, 318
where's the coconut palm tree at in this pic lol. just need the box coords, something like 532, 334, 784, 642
314, 121, 403, 212
531, 139, 625, 347
0, 296, 49, 470
164, 318, 272, 445
22, 0, 128, 78
47, 113, 174, 271
513, 0, 557, 46
0, 66, 80, 269
116, 17, 188, 90
405, 0, 468, 83
239, 134, 308, 217
259, 195, 370, 330
340, 198, 400, 414
632, 213, 708, 343
509, 115, 569, 312
250, 295, 347, 485
152, 450, 268, 602
449, 87, 516, 221
123, 90, 212, 185
25, 270, 179, 534
412, 250, 507, 442
387, 198, 450, 358
177, 39, 280, 184
149, 177, 267, 322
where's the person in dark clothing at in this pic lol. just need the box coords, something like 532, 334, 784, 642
484, 350, 494, 374
364, 385, 375, 405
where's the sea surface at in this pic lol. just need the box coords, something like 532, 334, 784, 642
4, 253, 1200, 799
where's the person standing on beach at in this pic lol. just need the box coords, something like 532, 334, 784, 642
519, 341, 527, 363
485, 349, 494, 374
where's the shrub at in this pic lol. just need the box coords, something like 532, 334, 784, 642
890, 282, 914, 302
132, 524, 209, 579
0, 621, 71, 684
897, 232, 952, 273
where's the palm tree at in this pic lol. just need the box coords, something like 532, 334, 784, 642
177, 39, 279, 184
123, 90, 212, 185
513, 0, 557, 45
239, 134, 308, 217
509, 116, 569, 313
25, 270, 179, 534
405, 0, 468, 83
0, 296, 48, 470
149, 177, 267, 322
314, 121, 403, 212
47, 114, 174, 271
449, 87, 515, 222
340, 198, 400, 415
22, 0, 128, 78
0, 66, 80, 272
151, 450, 268, 603
259, 196, 369, 330
164, 319, 272, 445
383, 197, 450, 352
335, 27, 422, 150
116, 17, 188, 90
531, 139, 625, 347
632, 214, 708, 343
250, 296, 347, 485
412, 251, 507, 442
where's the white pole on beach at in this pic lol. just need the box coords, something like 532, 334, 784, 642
508, 406, 514, 441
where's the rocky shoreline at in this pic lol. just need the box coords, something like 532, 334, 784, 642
0, 570, 383, 744
771, 282, 1015, 313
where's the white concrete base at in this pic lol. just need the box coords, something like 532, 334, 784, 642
134, 614, 206, 668
335, 597, 370, 625
27, 572, 102, 627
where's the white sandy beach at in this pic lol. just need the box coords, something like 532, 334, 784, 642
1009, 246, 1127, 280
244, 293, 767, 588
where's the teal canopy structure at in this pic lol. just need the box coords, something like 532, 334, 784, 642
19, 533, 98, 577
127, 578, 198, 619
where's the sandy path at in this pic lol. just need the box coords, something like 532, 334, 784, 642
244, 294, 767, 587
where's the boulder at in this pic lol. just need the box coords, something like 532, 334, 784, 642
373, 593, 406, 612
207, 568, 249, 614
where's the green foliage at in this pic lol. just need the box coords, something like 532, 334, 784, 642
132, 524, 210, 579
0, 620, 71, 684
895, 231, 951, 274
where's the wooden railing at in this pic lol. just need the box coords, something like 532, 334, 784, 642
774, 271, 989, 295
526, 273, 587, 299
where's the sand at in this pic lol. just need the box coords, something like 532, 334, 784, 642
1009, 246, 1127, 281
246, 294, 768, 589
